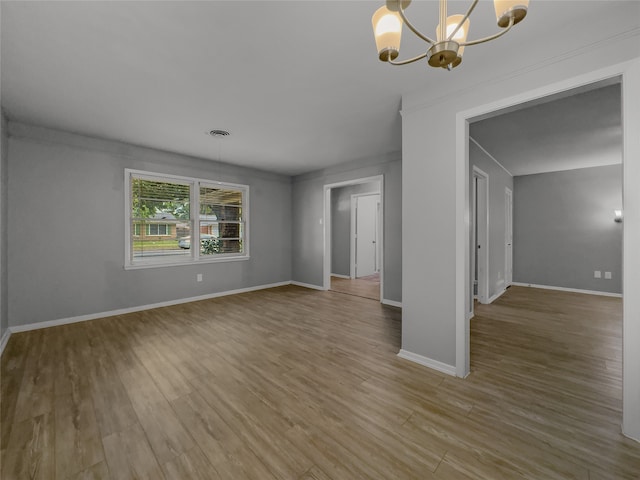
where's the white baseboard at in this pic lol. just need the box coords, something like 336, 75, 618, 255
382, 299, 402, 308
511, 282, 622, 298
9, 281, 292, 334
622, 427, 640, 444
397, 349, 456, 376
487, 288, 508, 304
330, 273, 351, 279
290, 281, 325, 291
0, 329, 11, 356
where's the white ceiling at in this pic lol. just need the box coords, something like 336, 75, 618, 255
1, 1, 638, 176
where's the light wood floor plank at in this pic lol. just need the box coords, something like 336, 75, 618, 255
2, 285, 639, 479
101, 423, 165, 480
1, 413, 55, 480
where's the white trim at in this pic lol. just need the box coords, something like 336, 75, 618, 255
124, 168, 250, 269
330, 273, 351, 279
8, 281, 291, 334
472, 166, 489, 305
511, 282, 622, 298
0, 329, 11, 356
290, 281, 325, 291
455, 60, 640, 439
469, 136, 513, 177
124, 254, 250, 270
487, 288, 508, 304
323, 175, 384, 302
350, 195, 356, 279
382, 299, 402, 308
505, 187, 513, 287
458, 59, 640, 382
351, 192, 382, 279
397, 349, 456, 376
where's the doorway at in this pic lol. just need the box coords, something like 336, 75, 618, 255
457, 75, 627, 392
471, 167, 489, 306
323, 176, 383, 302
353, 193, 380, 279
505, 187, 513, 287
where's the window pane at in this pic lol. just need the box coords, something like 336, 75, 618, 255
130, 177, 192, 262
199, 185, 245, 256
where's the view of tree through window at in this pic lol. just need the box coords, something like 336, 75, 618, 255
126, 170, 248, 267
131, 178, 191, 259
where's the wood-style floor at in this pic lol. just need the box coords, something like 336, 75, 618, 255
330, 274, 380, 301
2, 285, 639, 479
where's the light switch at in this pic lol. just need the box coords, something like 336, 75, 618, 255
605, 271, 612, 279
594, 271, 601, 278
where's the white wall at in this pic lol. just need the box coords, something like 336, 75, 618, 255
402, 30, 640, 438
7, 123, 292, 328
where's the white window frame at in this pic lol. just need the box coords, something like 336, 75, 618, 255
146, 223, 171, 236
124, 169, 250, 269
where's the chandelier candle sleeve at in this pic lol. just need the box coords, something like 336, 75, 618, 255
373, 0, 529, 70
434, 14, 470, 69
372, 5, 403, 61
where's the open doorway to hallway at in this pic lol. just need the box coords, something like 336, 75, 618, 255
323, 177, 383, 301
464, 78, 624, 435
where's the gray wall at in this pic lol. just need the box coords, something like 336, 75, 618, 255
292, 153, 402, 303
469, 140, 514, 301
400, 31, 638, 372
331, 182, 379, 277
514, 164, 622, 294
7, 123, 292, 328
0, 111, 8, 340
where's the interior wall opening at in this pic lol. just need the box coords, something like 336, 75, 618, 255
323, 176, 383, 302
464, 77, 623, 420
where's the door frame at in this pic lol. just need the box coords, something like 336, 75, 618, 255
471, 166, 489, 307
351, 193, 381, 279
505, 187, 513, 287
455, 60, 640, 441
323, 175, 384, 301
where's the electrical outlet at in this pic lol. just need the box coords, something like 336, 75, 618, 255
197, 274, 203, 282
594, 271, 601, 278
605, 271, 612, 280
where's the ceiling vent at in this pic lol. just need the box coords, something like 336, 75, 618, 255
209, 129, 230, 137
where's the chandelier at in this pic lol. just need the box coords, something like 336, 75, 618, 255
372, 0, 529, 70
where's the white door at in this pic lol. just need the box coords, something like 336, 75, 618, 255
473, 168, 489, 304
355, 194, 379, 277
505, 187, 513, 286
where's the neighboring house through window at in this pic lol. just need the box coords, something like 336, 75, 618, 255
125, 169, 249, 268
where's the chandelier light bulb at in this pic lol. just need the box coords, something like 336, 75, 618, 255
372, 5, 403, 61
372, 0, 528, 70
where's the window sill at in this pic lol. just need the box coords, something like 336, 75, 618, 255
124, 255, 250, 270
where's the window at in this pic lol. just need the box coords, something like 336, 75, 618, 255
147, 224, 171, 236
125, 169, 249, 268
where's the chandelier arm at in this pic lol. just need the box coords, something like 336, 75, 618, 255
398, 5, 436, 45
387, 52, 429, 66
447, 0, 479, 41
460, 15, 514, 46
